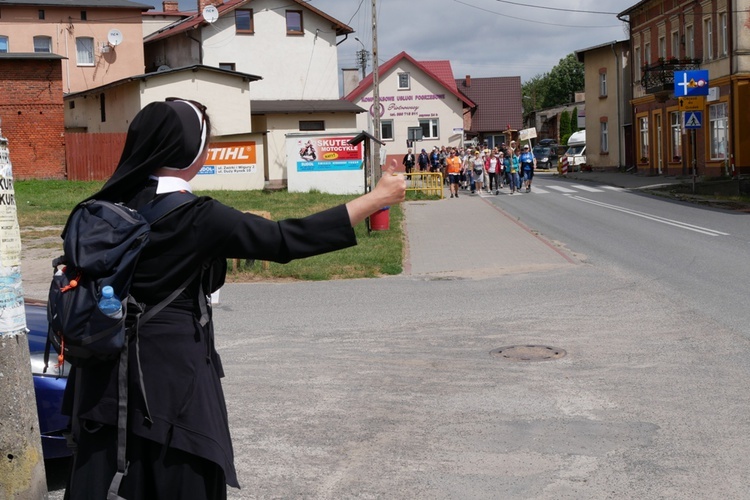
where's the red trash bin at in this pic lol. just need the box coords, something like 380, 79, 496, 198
370, 206, 390, 230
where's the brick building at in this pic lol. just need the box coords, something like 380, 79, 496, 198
0, 53, 66, 179
620, 0, 750, 177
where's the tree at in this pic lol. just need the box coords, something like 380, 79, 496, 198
560, 110, 572, 142
541, 53, 584, 108
521, 74, 548, 120
571, 107, 579, 133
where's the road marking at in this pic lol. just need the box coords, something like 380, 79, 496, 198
547, 186, 578, 193
570, 196, 730, 236
529, 187, 550, 194
601, 186, 626, 191
570, 184, 604, 192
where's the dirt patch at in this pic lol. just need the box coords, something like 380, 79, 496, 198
21, 228, 63, 300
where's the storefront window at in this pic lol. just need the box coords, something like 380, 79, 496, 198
709, 102, 727, 160
670, 111, 681, 162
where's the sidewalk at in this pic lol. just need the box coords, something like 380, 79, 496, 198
402, 186, 576, 278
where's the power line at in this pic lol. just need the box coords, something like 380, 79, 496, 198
453, 0, 622, 28
493, 0, 619, 15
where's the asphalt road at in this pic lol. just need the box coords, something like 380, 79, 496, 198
484, 173, 750, 334
45, 179, 750, 499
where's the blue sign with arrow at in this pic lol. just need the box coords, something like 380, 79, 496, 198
674, 70, 709, 96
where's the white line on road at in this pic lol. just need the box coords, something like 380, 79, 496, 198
547, 186, 578, 193
601, 186, 626, 191
570, 196, 730, 236
570, 184, 605, 192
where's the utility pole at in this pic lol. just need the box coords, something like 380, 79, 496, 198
0, 117, 47, 498
371, 0, 382, 183
354, 37, 369, 80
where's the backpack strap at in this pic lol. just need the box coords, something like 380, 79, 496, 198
138, 190, 197, 224
107, 191, 200, 499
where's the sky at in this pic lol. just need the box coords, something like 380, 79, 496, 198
147, 0, 639, 83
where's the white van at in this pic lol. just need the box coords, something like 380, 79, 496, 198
563, 130, 586, 171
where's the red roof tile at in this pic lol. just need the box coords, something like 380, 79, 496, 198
344, 51, 474, 108
455, 76, 523, 133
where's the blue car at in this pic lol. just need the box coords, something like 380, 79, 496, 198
26, 299, 72, 460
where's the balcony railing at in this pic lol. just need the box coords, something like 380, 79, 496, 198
641, 58, 702, 95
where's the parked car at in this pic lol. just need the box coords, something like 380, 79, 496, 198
532, 145, 557, 169
563, 130, 586, 171
26, 299, 71, 460
538, 138, 557, 147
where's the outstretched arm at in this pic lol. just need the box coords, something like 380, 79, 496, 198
346, 159, 406, 227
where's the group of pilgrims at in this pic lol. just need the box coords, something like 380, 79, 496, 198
402, 141, 537, 198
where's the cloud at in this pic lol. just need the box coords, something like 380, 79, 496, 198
153, 0, 634, 82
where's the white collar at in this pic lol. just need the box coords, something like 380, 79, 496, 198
154, 176, 193, 194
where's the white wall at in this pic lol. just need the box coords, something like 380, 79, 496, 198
200, 0, 340, 100
351, 59, 465, 157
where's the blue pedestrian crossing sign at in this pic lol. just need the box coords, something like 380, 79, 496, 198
684, 111, 702, 129
674, 70, 709, 96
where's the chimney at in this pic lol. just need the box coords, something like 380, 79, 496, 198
162, 1, 179, 12
465, 75, 471, 87
198, 0, 223, 13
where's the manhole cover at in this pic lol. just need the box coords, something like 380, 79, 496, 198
490, 345, 566, 362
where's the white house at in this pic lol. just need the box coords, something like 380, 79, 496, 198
142, 0, 362, 187
344, 51, 474, 168
64, 65, 268, 190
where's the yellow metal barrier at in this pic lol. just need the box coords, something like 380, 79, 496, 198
405, 171, 444, 199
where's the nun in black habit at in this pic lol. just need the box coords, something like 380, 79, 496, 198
62, 98, 406, 500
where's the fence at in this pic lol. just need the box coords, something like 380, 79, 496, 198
65, 132, 127, 181
405, 172, 444, 198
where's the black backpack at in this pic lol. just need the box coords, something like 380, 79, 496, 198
45, 191, 201, 500
46, 191, 197, 368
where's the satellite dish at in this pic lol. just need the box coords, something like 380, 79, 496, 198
107, 29, 123, 46
202, 5, 219, 23
157, 65, 171, 72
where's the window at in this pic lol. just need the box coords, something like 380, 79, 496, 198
635, 46, 641, 74
0, 36, 8, 53
299, 120, 324, 131
33, 35, 51, 53
600, 121, 609, 153
76, 37, 94, 65
709, 102, 728, 160
286, 10, 303, 35
639, 116, 649, 161
644, 42, 651, 65
720, 12, 728, 57
419, 118, 439, 140
380, 120, 394, 141
81, 11, 87, 21
100, 93, 106, 123
38, 10, 45, 20
659, 36, 666, 59
235, 9, 253, 33
397, 73, 410, 90
670, 111, 681, 162
671, 30, 680, 59
704, 18, 713, 60
686, 25, 694, 59
599, 72, 607, 97
219, 62, 236, 71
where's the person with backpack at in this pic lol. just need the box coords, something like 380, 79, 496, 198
59, 98, 405, 500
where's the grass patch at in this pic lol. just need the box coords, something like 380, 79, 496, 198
15, 181, 406, 281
